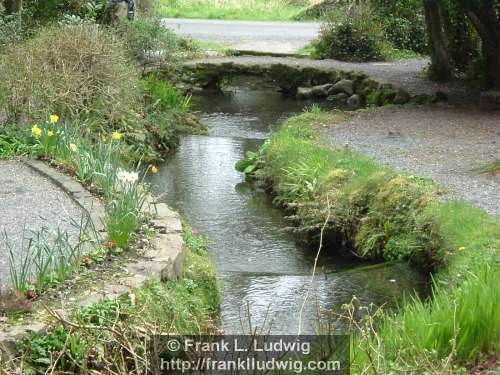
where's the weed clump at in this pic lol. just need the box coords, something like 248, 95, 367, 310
0, 23, 139, 124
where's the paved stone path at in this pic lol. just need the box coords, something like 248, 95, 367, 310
0, 161, 84, 288
163, 18, 321, 55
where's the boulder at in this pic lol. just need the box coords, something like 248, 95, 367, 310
328, 79, 354, 96
311, 83, 334, 98
327, 93, 349, 103
296, 87, 314, 99
347, 94, 363, 110
393, 89, 411, 104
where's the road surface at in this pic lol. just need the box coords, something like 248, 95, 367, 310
162, 18, 321, 54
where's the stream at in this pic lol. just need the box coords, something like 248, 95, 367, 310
150, 81, 428, 334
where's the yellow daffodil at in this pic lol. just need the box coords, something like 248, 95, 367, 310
49, 114, 59, 124
70, 143, 77, 152
111, 131, 122, 141
458, 246, 466, 252
47, 130, 54, 137
101, 135, 108, 143
31, 125, 42, 138
151, 165, 159, 174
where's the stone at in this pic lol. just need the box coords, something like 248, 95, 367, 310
296, 87, 314, 99
328, 79, 354, 96
327, 93, 349, 103
480, 90, 500, 109
347, 94, 363, 110
311, 83, 334, 98
393, 89, 411, 104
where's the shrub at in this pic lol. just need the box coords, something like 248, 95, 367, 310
117, 18, 182, 65
383, 16, 427, 53
22, 0, 107, 23
313, 5, 384, 61
0, 23, 140, 125
0, 11, 25, 52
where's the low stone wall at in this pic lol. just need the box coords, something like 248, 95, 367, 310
0, 161, 186, 362
175, 61, 440, 110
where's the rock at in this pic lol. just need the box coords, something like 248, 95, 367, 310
327, 93, 349, 103
296, 87, 314, 99
311, 83, 334, 98
393, 89, 411, 104
480, 90, 500, 109
347, 94, 363, 110
328, 79, 354, 96
104, 0, 128, 23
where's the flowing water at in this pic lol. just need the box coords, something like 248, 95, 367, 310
150, 82, 428, 334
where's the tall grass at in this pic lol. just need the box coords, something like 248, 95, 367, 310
351, 260, 500, 372
158, 0, 313, 21
2, 214, 97, 293
105, 174, 149, 248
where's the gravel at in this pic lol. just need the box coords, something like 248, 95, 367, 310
0, 161, 84, 288
320, 105, 500, 214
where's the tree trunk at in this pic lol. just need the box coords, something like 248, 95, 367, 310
423, 0, 453, 80
466, 3, 500, 88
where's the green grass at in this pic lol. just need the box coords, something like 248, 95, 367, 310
475, 159, 500, 175
158, 0, 313, 21
249, 109, 440, 268
239, 108, 500, 371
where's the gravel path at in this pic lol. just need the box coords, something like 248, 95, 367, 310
188, 56, 471, 100
320, 105, 500, 214
0, 161, 84, 288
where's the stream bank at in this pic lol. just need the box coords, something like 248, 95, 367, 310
150, 81, 428, 334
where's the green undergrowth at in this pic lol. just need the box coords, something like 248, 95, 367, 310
237, 108, 500, 370
15, 223, 220, 374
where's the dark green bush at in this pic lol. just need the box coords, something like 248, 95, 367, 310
314, 19, 384, 61
371, 0, 427, 53
383, 16, 427, 53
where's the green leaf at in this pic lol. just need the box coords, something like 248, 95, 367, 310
244, 164, 257, 174
235, 159, 251, 172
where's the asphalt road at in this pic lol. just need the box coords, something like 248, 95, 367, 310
162, 18, 321, 54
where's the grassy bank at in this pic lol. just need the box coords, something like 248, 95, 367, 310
158, 0, 313, 21
237, 108, 500, 371
11, 223, 219, 373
